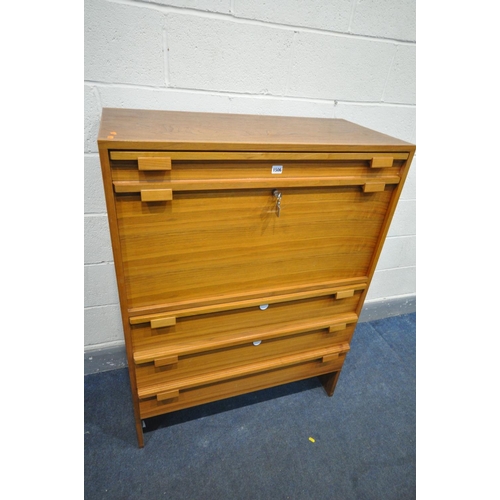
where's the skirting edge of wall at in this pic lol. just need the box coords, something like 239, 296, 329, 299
358, 294, 416, 323
84, 294, 416, 376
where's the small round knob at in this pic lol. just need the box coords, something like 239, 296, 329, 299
259, 304, 269, 310
253, 340, 262, 346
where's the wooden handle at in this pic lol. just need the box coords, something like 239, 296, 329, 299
156, 389, 179, 402
363, 183, 386, 193
322, 353, 340, 363
138, 157, 172, 171
329, 323, 347, 333
150, 316, 176, 329
335, 290, 354, 299
140, 189, 173, 202
114, 176, 400, 194
371, 157, 393, 168
154, 355, 179, 368
111, 151, 409, 162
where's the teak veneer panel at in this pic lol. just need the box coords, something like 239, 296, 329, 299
115, 188, 392, 309
98, 108, 413, 152
98, 108, 415, 447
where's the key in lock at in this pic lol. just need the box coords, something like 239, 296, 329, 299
273, 190, 282, 217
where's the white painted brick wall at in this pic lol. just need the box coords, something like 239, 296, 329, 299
288, 33, 396, 101
234, 0, 353, 32
85, 0, 165, 86
84, 0, 416, 351
167, 14, 295, 94
350, 0, 416, 41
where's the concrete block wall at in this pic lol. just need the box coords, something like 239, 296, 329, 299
84, 0, 416, 357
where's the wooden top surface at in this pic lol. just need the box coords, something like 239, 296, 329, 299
98, 108, 415, 152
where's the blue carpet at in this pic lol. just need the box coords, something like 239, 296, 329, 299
85, 313, 415, 499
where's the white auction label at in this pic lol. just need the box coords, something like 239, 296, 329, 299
271, 165, 283, 174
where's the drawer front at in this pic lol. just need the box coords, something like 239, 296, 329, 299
113, 183, 392, 309
135, 324, 353, 393
130, 286, 363, 345
109, 151, 407, 184
137, 340, 349, 419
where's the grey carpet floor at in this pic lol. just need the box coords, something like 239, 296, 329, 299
84, 312, 416, 500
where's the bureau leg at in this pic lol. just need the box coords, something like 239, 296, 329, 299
135, 418, 145, 448
319, 371, 341, 397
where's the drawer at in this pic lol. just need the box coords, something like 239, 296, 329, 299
135, 324, 353, 392
109, 151, 408, 185
137, 338, 350, 419
130, 283, 364, 345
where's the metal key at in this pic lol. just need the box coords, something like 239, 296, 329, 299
273, 190, 282, 217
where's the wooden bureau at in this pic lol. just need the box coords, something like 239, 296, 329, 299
97, 108, 415, 447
